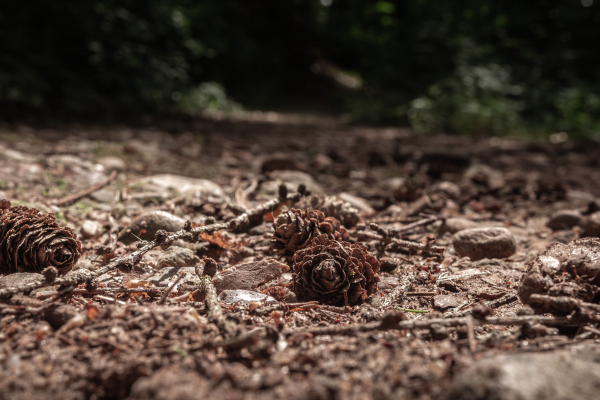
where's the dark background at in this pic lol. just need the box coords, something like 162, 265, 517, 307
1, 0, 599, 136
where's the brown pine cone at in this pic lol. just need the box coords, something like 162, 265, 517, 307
272, 209, 349, 255
292, 234, 380, 305
294, 195, 360, 228
0, 203, 82, 275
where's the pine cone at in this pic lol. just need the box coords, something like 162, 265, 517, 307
294, 195, 360, 228
272, 209, 349, 255
292, 234, 380, 305
0, 203, 81, 275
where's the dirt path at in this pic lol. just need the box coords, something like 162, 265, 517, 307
1, 115, 600, 399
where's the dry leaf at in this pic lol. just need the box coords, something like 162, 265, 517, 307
199, 231, 240, 249
262, 200, 291, 222
127, 279, 153, 289
86, 304, 100, 320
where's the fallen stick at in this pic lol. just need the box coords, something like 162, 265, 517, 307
393, 215, 444, 235
529, 294, 600, 319
350, 230, 446, 254
71, 287, 162, 296
157, 271, 185, 305
51, 170, 118, 206
0, 190, 301, 298
205, 282, 238, 336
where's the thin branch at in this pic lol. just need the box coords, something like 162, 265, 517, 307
157, 271, 185, 305
394, 215, 444, 235
0, 192, 301, 298
205, 282, 238, 337
350, 230, 446, 255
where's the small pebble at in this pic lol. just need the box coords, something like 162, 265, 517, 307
97, 156, 126, 171
452, 227, 516, 261
438, 217, 481, 234
218, 290, 278, 305
583, 211, 600, 237
157, 246, 200, 268
80, 220, 103, 239
447, 347, 600, 400
212, 259, 290, 294
118, 211, 186, 244
546, 209, 583, 230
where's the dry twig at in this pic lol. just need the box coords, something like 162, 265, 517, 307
0, 191, 301, 298
350, 230, 445, 255
51, 170, 118, 206
205, 282, 238, 336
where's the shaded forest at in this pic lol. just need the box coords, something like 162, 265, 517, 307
1, 1, 600, 136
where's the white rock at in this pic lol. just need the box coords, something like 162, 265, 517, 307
269, 170, 324, 195
218, 290, 278, 305
336, 192, 375, 216
80, 220, 103, 239
97, 156, 126, 171
132, 174, 226, 202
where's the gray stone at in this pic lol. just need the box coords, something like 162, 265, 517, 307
212, 259, 290, 294
218, 290, 278, 305
430, 181, 461, 199
566, 190, 595, 203
0, 148, 38, 162
446, 346, 600, 400
284, 288, 298, 303
157, 246, 200, 268
128, 191, 172, 204
269, 170, 324, 195
80, 220, 103, 239
127, 366, 209, 400
67, 170, 108, 187
382, 177, 406, 192
546, 209, 583, 230
118, 211, 186, 244
452, 227, 516, 261
97, 156, 126, 171
378, 275, 401, 291
433, 294, 466, 310
583, 211, 600, 237
73, 258, 96, 271
312, 153, 333, 171
54, 138, 98, 154
41, 304, 78, 329
132, 174, 226, 202
336, 192, 375, 216
261, 154, 305, 173
438, 217, 481, 234
249, 223, 273, 236
141, 249, 164, 268
0, 273, 43, 289
147, 266, 197, 287
464, 164, 505, 191
91, 189, 116, 203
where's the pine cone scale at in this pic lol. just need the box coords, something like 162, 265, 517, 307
272, 209, 349, 256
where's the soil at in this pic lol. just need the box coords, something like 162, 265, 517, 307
1, 113, 600, 400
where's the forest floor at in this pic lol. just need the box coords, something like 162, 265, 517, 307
1, 113, 600, 400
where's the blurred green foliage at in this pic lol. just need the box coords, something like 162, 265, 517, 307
1, 1, 599, 136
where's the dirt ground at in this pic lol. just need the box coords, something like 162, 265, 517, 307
1, 114, 600, 400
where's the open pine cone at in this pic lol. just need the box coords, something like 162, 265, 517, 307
294, 195, 360, 228
0, 202, 81, 275
272, 209, 349, 255
292, 234, 380, 305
